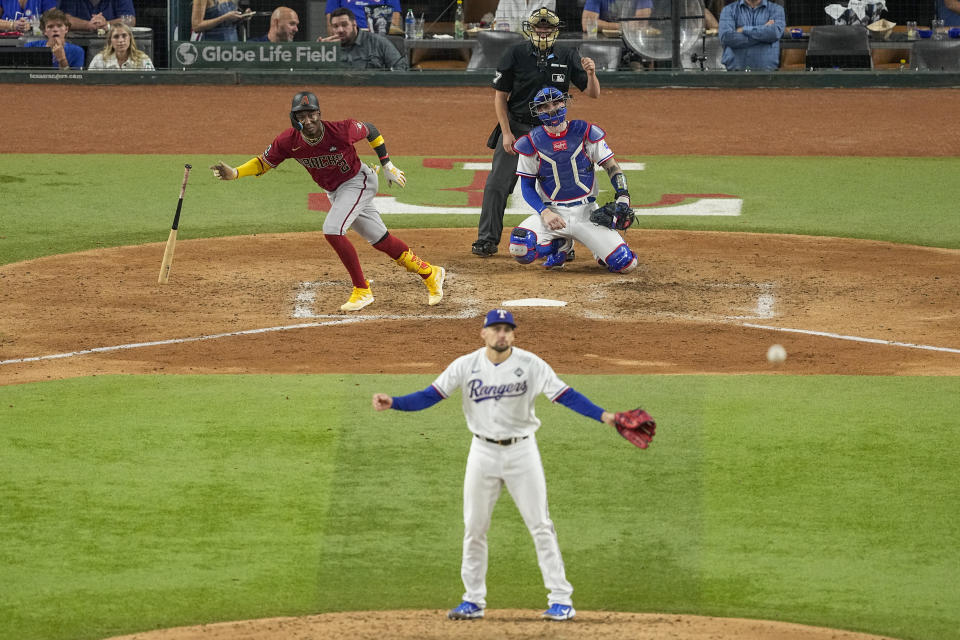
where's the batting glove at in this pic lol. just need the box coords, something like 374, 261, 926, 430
379, 161, 406, 188
210, 162, 238, 180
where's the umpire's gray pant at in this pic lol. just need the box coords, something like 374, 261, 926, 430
477, 120, 534, 246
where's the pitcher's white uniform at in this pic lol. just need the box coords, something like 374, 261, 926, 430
432, 345, 574, 608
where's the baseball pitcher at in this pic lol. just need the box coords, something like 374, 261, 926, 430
372, 309, 656, 622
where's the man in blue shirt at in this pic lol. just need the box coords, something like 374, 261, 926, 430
59, 0, 135, 31
718, 0, 785, 71
938, 0, 960, 27
24, 8, 84, 69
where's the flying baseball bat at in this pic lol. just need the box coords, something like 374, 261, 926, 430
158, 164, 192, 284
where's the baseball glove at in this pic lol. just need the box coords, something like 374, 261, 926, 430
590, 201, 635, 231
613, 408, 656, 449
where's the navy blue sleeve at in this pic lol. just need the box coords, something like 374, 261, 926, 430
555, 387, 605, 422
392, 385, 444, 411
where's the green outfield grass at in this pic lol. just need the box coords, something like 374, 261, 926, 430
0, 375, 957, 640
2, 154, 960, 265
2, 153, 958, 640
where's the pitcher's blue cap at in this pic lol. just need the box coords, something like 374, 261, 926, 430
483, 309, 516, 328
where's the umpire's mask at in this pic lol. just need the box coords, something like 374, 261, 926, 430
522, 8, 560, 52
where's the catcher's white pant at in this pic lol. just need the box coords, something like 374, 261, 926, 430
460, 435, 573, 608
322, 163, 388, 243
518, 201, 630, 266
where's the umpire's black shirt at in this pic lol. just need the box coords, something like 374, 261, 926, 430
493, 42, 590, 127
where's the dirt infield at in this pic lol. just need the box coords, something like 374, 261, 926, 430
102, 609, 901, 640
3, 85, 959, 639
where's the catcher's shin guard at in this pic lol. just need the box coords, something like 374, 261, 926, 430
605, 244, 638, 273
509, 227, 538, 264
394, 249, 432, 277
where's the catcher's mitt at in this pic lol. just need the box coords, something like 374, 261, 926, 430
613, 408, 656, 449
590, 201, 635, 230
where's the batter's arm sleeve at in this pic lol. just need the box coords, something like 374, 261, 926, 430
554, 387, 606, 422
235, 155, 271, 178
363, 122, 394, 165
520, 175, 547, 214
391, 385, 445, 411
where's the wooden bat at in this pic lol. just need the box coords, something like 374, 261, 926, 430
158, 164, 192, 284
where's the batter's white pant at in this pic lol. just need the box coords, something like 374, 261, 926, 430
322, 163, 388, 243
518, 201, 631, 267
460, 435, 573, 608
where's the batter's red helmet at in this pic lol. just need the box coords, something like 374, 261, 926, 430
290, 91, 320, 130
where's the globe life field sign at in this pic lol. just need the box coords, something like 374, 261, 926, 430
173, 42, 341, 69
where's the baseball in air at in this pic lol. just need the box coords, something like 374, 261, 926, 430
766, 344, 787, 364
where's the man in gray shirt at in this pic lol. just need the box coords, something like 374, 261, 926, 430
320, 7, 408, 70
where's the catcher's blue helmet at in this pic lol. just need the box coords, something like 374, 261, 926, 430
528, 86, 569, 127
290, 91, 320, 130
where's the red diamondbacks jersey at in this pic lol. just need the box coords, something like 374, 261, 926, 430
262, 119, 368, 191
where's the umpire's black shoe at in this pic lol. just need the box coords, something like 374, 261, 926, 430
567, 248, 575, 262
471, 240, 498, 257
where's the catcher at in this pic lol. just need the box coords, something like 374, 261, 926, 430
508, 86, 638, 273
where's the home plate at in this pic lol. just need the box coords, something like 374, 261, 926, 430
502, 298, 568, 307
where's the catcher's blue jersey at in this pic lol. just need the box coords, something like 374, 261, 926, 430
514, 120, 612, 204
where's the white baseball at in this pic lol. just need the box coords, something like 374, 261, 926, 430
766, 344, 787, 364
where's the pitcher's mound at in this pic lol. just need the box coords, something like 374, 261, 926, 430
103, 609, 900, 640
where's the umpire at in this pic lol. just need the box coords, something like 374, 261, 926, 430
472, 8, 600, 257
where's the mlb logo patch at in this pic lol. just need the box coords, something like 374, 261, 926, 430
551, 73, 565, 82
553, 140, 567, 151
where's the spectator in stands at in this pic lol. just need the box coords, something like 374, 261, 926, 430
717, 0, 784, 71
24, 7, 83, 68
251, 6, 299, 42
938, 0, 960, 26
87, 22, 154, 69
703, 0, 732, 30
493, 0, 555, 34
319, 7, 408, 70
325, 0, 401, 35
191, 0, 245, 41
581, 0, 651, 35
58, 0, 134, 31
0, 0, 56, 33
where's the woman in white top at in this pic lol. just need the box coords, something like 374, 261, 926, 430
88, 23, 155, 70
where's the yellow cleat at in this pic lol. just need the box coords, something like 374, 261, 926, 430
340, 282, 374, 311
424, 266, 445, 306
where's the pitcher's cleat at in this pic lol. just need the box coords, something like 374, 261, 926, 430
340, 282, 374, 311
542, 603, 576, 621
425, 266, 446, 305
447, 600, 484, 620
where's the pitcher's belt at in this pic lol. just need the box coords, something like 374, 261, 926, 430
475, 434, 530, 446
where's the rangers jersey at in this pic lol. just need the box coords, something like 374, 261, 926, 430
431, 346, 570, 439
262, 119, 368, 192
514, 120, 614, 204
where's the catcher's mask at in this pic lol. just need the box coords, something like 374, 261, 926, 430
290, 91, 320, 130
522, 8, 560, 52
529, 86, 570, 127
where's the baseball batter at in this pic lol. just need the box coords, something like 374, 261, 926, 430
210, 90, 445, 312
372, 309, 650, 622
508, 86, 638, 273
